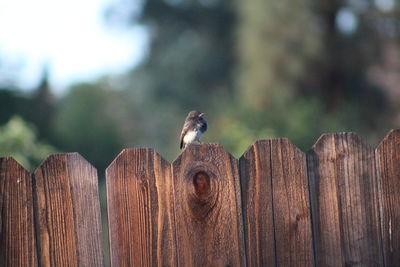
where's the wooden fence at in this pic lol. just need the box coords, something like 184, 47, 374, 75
1, 130, 399, 266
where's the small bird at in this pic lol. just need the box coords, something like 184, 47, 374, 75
179, 110, 207, 149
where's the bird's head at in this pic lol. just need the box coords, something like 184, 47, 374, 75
188, 110, 205, 118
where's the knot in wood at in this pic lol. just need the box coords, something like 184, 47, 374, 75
193, 171, 210, 199
184, 165, 220, 221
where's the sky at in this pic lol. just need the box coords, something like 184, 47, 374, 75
0, 0, 147, 93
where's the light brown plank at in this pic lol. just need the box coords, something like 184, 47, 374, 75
0, 157, 37, 267
34, 153, 103, 267
106, 148, 176, 267
376, 129, 400, 266
239, 139, 314, 266
270, 139, 314, 266
172, 144, 245, 266
307, 133, 384, 266
239, 140, 275, 266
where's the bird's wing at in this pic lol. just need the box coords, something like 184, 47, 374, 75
179, 120, 191, 149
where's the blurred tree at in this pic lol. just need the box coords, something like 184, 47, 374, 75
308, 0, 385, 111
106, 0, 397, 157
0, 88, 29, 124
236, 0, 321, 110
24, 67, 56, 139
232, 0, 393, 151
50, 79, 176, 169
0, 116, 57, 171
0, 66, 56, 144
52, 82, 127, 170
119, 0, 236, 110
236, 0, 390, 112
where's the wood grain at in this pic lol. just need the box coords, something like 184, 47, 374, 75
239, 141, 275, 266
376, 129, 400, 266
34, 153, 104, 267
307, 133, 384, 266
172, 144, 245, 266
0, 157, 37, 267
106, 148, 176, 267
239, 139, 314, 266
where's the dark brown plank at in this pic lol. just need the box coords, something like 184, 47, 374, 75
376, 129, 400, 266
34, 153, 103, 267
106, 148, 176, 267
0, 158, 37, 267
239, 139, 314, 266
307, 133, 384, 266
172, 144, 245, 266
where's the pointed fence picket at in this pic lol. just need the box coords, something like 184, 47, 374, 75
0, 131, 399, 266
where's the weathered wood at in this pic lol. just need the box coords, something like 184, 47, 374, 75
239, 141, 275, 266
2, 130, 400, 266
307, 133, 384, 266
239, 139, 314, 266
106, 148, 176, 267
376, 129, 400, 266
34, 153, 103, 267
0, 158, 37, 267
172, 144, 245, 266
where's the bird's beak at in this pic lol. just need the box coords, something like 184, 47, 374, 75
199, 113, 205, 117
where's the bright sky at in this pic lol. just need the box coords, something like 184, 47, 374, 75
0, 0, 147, 93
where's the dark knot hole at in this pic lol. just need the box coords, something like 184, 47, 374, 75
193, 171, 210, 199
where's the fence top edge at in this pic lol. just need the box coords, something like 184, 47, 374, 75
376, 129, 400, 149
239, 137, 305, 159
105, 147, 168, 171
171, 143, 236, 165
308, 131, 379, 153
33, 152, 94, 174
240, 140, 268, 158
3, 130, 398, 172
0, 156, 31, 173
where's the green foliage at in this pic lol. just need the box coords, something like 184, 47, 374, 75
208, 88, 391, 157
124, 0, 235, 112
97, 0, 397, 159
236, 0, 321, 109
0, 116, 56, 171
0, 89, 29, 124
52, 82, 128, 170
1, 0, 399, 168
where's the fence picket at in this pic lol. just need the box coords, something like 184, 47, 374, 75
172, 144, 246, 266
106, 148, 176, 267
1, 130, 400, 266
34, 153, 103, 267
239, 139, 314, 266
376, 129, 400, 266
307, 133, 384, 266
0, 158, 37, 266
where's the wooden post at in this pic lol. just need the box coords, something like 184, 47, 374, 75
307, 133, 384, 266
240, 139, 314, 266
0, 158, 37, 266
376, 129, 400, 266
106, 148, 176, 267
172, 144, 246, 266
34, 153, 104, 267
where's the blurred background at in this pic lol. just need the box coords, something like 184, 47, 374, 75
1, 0, 400, 169
1, 0, 399, 263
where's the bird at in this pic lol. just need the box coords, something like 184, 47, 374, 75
179, 110, 207, 149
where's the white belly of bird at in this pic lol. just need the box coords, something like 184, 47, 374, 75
183, 130, 202, 144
